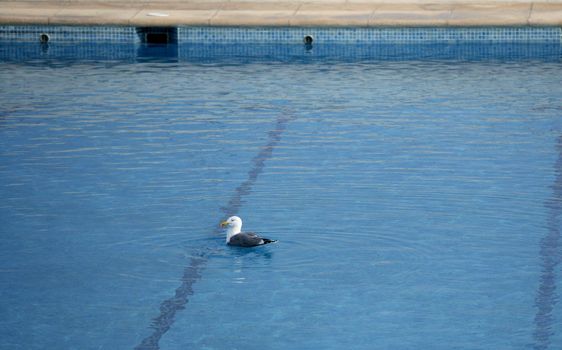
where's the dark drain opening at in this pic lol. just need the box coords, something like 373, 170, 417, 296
146, 33, 169, 44
137, 27, 178, 44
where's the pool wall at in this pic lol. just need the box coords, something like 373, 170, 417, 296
0, 25, 561, 44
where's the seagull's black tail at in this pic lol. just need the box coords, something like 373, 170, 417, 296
262, 238, 277, 245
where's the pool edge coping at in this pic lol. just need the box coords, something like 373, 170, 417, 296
0, 1, 561, 27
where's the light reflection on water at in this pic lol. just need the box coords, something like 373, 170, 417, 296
0, 43, 561, 350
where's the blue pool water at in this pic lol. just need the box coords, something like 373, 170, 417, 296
1, 42, 561, 350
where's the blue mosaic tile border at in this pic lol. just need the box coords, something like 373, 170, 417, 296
0, 25, 561, 44
179, 27, 562, 44
0, 25, 138, 43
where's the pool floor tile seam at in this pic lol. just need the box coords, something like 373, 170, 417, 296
134, 110, 296, 350
534, 135, 562, 350
0, 1, 562, 27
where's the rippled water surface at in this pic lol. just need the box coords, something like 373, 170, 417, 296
1, 43, 562, 350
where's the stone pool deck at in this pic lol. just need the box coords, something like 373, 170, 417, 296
0, 0, 561, 27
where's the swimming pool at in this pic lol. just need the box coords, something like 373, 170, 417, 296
1, 41, 561, 350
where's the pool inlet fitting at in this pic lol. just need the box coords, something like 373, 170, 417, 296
39, 33, 50, 43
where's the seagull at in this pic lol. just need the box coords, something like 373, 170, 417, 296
220, 216, 277, 247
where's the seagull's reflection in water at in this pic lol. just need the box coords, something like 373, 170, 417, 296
199, 245, 274, 286
209, 244, 274, 261
229, 245, 274, 260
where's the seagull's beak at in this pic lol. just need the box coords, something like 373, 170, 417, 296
220, 221, 229, 228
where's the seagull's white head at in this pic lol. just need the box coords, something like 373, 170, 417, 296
220, 216, 242, 229
220, 216, 243, 241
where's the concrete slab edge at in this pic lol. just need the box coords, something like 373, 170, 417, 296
0, 2, 561, 27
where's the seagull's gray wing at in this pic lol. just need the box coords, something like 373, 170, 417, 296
228, 232, 265, 247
